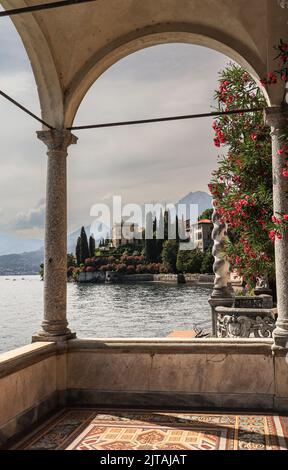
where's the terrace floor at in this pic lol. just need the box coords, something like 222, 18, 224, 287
12, 408, 288, 451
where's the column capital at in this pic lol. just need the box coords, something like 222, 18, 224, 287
264, 106, 288, 129
37, 129, 78, 153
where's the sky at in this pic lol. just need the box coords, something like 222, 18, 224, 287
0, 12, 231, 241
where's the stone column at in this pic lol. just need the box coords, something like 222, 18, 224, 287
209, 200, 234, 336
33, 130, 77, 342
265, 106, 288, 350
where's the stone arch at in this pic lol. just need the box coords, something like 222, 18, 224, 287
1, 0, 64, 128
64, 24, 271, 127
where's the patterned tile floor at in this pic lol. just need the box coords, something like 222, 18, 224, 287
15, 408, 288, 451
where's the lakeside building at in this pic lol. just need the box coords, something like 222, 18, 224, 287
112, 221, 143, 248
186, 219, 213, 252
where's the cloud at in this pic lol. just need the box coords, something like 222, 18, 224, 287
13, 200, 46, 230
0, 23, 232, 238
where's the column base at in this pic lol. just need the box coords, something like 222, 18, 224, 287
272, 325, 288, 352
32, 330, 76, 343
211, 286, 234, 299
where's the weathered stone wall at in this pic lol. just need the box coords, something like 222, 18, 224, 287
0, 343, 61, 447
66, 339, 278, 410
77, 272, 215, 285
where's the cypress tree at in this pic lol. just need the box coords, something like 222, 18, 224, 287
175, 215, 180, 243
164, 210, 169, 240
145, 212, 158, 262
80, 226, 90, 264
76, 236, 81, 266
89, 235, 96, 257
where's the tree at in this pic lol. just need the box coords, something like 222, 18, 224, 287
209, 63, 275, 286
176, 249, 204, 274
89, 235, 96, 257
76, 236, 81, 266
79, 226, 90, 264
199, 208, 213, 221
162, 240, 178, 273
145, 212, 162, 262
39, 263, 44, 280
201, 249, 214, 274
67, 253, 76, 268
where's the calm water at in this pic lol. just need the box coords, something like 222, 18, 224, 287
0, 276, 212, 353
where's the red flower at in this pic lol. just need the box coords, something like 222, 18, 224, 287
272, 215, 281, 225
282, 169, 288, 178
278, 146, 288, 155
269, 230, 277, 242
251, 133, 258, 141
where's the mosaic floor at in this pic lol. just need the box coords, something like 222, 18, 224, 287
15, 408, 288, 451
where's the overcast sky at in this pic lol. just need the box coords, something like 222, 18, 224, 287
0, 13, 230, 240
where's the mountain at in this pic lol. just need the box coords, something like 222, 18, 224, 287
0, 223, 111, 275
0, 248, 44, 275
177, 191, 213, 221
0, 234, 43, 256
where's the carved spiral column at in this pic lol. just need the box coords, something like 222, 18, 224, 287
209, 201, 234, 336
211, 201, 232, 298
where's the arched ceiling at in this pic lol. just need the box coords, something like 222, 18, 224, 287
2, 0, 288, 128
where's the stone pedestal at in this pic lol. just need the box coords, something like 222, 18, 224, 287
33, 130, 77, 343
265, 106, 288, 350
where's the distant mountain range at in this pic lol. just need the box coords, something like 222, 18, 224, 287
0, 191, 212, 275
178, 191, 212, 214
0, 234, 43, 256
0, 248, 44, 276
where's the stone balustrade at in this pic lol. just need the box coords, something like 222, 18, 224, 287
215, 296, 277, 339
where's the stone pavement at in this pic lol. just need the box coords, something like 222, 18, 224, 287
13, 408, 288, 451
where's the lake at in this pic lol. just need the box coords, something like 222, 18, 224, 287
0, 275, 212, 353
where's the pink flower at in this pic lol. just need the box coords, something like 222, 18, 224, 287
272, 215, 281, 225
283, 215, 288, 221
269, 230, 276, 241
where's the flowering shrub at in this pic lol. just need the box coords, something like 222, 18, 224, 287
116, 263, 127, 273
118, 255, 143, 265
85, 266, 96, 273
126, 265, 136, 274
78, 256, 165, 276
210, 64, 275, 285
261, 39, 288, 86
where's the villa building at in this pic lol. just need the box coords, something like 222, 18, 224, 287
112, 221, 143, 248
186, 219, 213, 252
